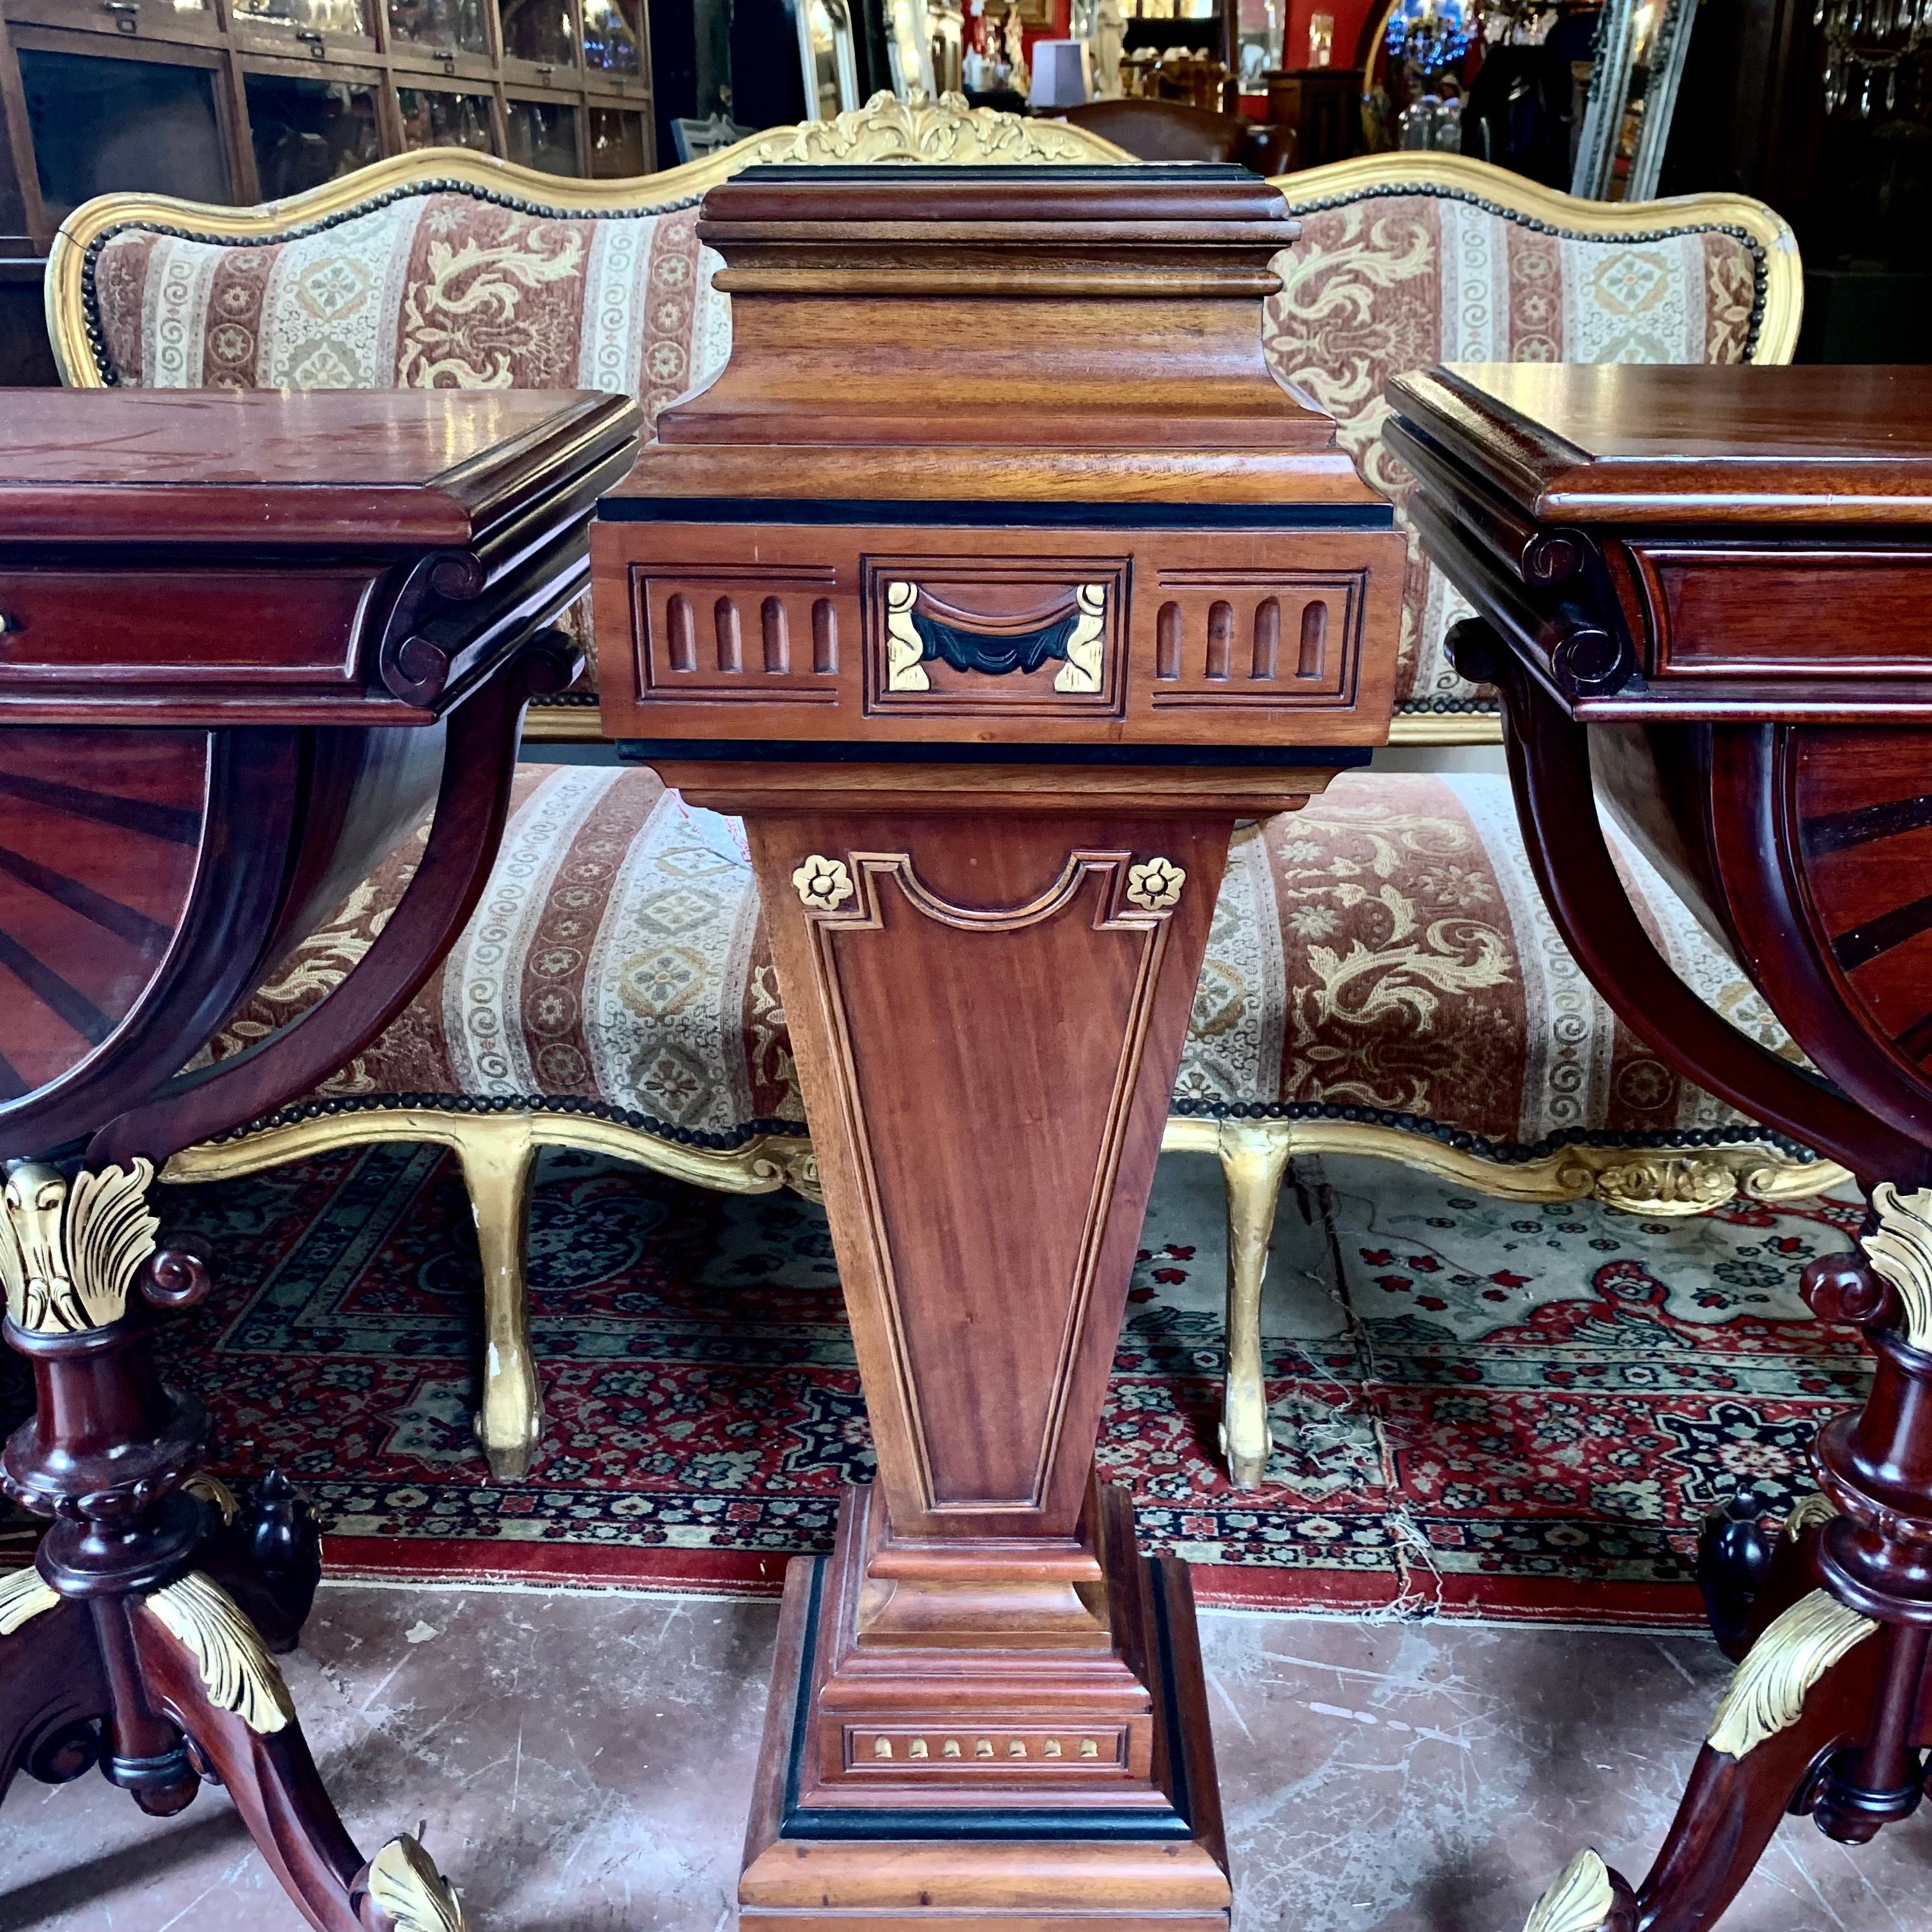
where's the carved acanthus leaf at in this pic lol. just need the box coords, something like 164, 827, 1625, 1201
1522, 1849, 1614, 1932
366, 1834, 467, 1932
146, 1572, 295, 1735
747, 88, 1103, 167
0, 1160, 160, 1333
184, 1472, 241, 1527
1783, 1492, 1839, 1542
1860, 1182, 1932, 1349
0, 1565, 59, 1638
1706, 1587, 1878, 1759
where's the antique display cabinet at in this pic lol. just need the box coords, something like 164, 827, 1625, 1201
0, 0, 653, 254
594, 163, 1405, 1928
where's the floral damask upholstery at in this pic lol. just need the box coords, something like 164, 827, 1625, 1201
91, 192, 730, 406
78, 158, 1793, 721
1264, 184, 1772, 721
210, 769, 1795, 1161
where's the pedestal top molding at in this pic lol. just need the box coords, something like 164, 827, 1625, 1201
596, 164, 1403, 760
601, 162, 1396, 514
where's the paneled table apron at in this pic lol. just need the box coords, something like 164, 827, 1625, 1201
1387, 360, 1932, 1932
595, 164, 1405, 1929
0, 387, 640, 1932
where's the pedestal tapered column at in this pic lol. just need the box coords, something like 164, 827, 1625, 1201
673, 770, 1260, 1929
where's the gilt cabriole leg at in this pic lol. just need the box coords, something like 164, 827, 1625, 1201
449, 1115, 545, 1481
1215, 1120, 1291, 1490
0, 1161, 468, 1932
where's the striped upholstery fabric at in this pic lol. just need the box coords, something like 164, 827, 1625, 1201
208, 769, 1794, 1157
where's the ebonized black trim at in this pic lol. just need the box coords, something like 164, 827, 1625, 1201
1804, 791, 1932, 858
1833, 892, 1932, 972
775, 1554, 1195, 1844
1147, 1558, 1194, 1834
616, 739, 1374, 769
596, 497, 1396, 530
741, 162, 1258, 185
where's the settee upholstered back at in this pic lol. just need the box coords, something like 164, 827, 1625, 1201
1266, 160, 1799, 733
49, 112, 1800, 735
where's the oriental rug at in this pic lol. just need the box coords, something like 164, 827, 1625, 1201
0, 1146, 1869, 1626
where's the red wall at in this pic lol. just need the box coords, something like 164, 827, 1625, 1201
1015, 0, 1382, 90
1284, 0, 1379, 74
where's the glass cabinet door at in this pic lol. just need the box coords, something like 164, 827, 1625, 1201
19, 47, 229, 222
504, 94, 579, 171
4, 0, 223, 49
586, 102, 645, 172
395, 82, 494, 149
580, 0, 641, 74
245, 72, 381, 196
231, 0, 375, 49
385, 0, 488, 57
499, 0, 576, 67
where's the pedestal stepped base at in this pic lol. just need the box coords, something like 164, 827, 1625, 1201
741, 1489, 1228, 1931
596, 165, 1402, 1928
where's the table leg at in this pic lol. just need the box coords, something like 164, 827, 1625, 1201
1459, 613, 1932, 1930
734, 803, 1236, 1929
0, 1160, 466, 1932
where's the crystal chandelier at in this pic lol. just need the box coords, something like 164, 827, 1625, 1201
1384, 0, 1473, 70
1820, 0, 1931, 114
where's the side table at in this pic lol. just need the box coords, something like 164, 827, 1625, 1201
0, 387, 638, 1932
1387, 361, 1932, 1932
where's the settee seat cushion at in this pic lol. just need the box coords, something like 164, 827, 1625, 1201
208, 768, 1797, 1159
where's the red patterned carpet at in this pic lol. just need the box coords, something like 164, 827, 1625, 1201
0, 1144, 1868, 1624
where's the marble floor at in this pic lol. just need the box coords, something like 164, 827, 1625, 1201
3, 1581, 1924, 1932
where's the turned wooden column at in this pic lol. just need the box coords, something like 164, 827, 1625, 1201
1386, 361, 1932, 1932
595, 165, 1403, 1928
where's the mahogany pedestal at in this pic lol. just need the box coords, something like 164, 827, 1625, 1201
1386, 362, 1932, 1932
0, 387, 638, 1930
594, 164, 1404, 1926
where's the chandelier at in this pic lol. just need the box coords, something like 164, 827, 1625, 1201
1384, 0, 1473, 70
1820, 0, 1931, 113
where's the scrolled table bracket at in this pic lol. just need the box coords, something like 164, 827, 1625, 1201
91, 625, 582, 1170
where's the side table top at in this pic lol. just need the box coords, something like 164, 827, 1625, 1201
0, 387, 639, 724
0, 388, 638, 549
1388, 364, 1932, 526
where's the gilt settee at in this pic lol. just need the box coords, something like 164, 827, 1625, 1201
45, 91, 1832, 1494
